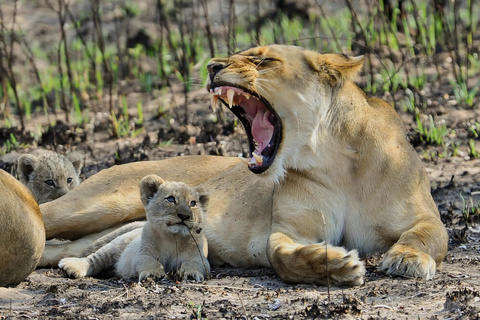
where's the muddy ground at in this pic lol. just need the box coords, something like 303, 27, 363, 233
1, 0, 480, 319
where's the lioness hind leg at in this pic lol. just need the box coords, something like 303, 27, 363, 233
267, 232, 365, 286
381, 217, 448, 280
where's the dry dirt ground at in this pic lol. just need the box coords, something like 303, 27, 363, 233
1, 1, 480, 319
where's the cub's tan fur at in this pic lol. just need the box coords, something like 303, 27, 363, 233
58, 175, 210, 282
38, 45, 447, 285
17, 152, 83, 204
0, 169, 45, 287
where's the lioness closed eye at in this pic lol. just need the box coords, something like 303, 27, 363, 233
16, 152, 83, 204
59, 174, 210, 282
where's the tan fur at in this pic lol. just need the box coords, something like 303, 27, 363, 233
17, 152, 84, 204
38, 45, 447, 285
58, 175, 210, 282
0, 169, 45, 287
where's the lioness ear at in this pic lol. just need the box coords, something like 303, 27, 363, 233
195, 186, 209, 209
16, 154, 39, 184
140, 174, 166, 207
308, 52, 364, 85
66, 152, 84, 175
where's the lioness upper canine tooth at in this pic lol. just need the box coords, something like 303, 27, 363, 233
252, 152, 264, 165
227, 89, 235, 108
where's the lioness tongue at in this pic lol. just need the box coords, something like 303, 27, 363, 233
251, 108, 274, 154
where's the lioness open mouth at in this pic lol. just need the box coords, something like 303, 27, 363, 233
209, 85, 282, 174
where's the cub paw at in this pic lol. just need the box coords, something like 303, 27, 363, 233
138, 269, 166, 283
381, 244, 436, 280
180, 267, 205, 281
58, 257, 90, 278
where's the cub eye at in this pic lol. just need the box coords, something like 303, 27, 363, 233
45, 180, 55, 187
67, 177, 73, 184
190, 200, 197, 207
166, 196, 176, 204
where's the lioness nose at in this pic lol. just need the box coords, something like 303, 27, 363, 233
207, 62, 225, 76
177, 213, 191, 221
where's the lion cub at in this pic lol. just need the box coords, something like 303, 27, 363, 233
59, 174, 210, 282
16, 152, 83, 204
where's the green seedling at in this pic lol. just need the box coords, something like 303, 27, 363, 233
401, 89, 416, 113
416, 114, 450, 146
468, 139, 480, 158
451, 80, 479, 108
72, 93, 89, 126
0, 133, 28, 156
109, 96, 143, 138
468, 123, 480, 138
158, 138, 174, 147
460, 191, 480, 220
136, 101, 144, 126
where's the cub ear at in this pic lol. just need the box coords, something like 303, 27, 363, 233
307, 51, 364, 85
66, 152, 84, 175
195, 185, 209, 209
139, 174, 166, 207
16, 154, 39, 184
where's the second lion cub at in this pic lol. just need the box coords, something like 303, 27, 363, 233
59, 174, 210, 282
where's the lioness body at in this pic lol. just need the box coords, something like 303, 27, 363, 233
59, 175, 210, 281
38, 45, 447, 285
0, 170, 45, 287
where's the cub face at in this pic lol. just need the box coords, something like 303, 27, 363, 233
139, 174, 209, 236
16, 152, 84, 204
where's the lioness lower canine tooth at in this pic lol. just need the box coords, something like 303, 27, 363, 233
210, 94, 218, 111
252, 152, 264, 165
227, 89, 235, 108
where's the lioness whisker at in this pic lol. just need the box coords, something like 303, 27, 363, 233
257, 65, 283, 74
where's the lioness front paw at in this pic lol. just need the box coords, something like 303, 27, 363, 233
325, 248, 365, 286
58, 257, 90, 278
381, 244, 436, 280
272, 242, 365, 286
138, 269, 166, 283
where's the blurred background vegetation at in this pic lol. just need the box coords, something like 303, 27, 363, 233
0, 0, 479, 159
